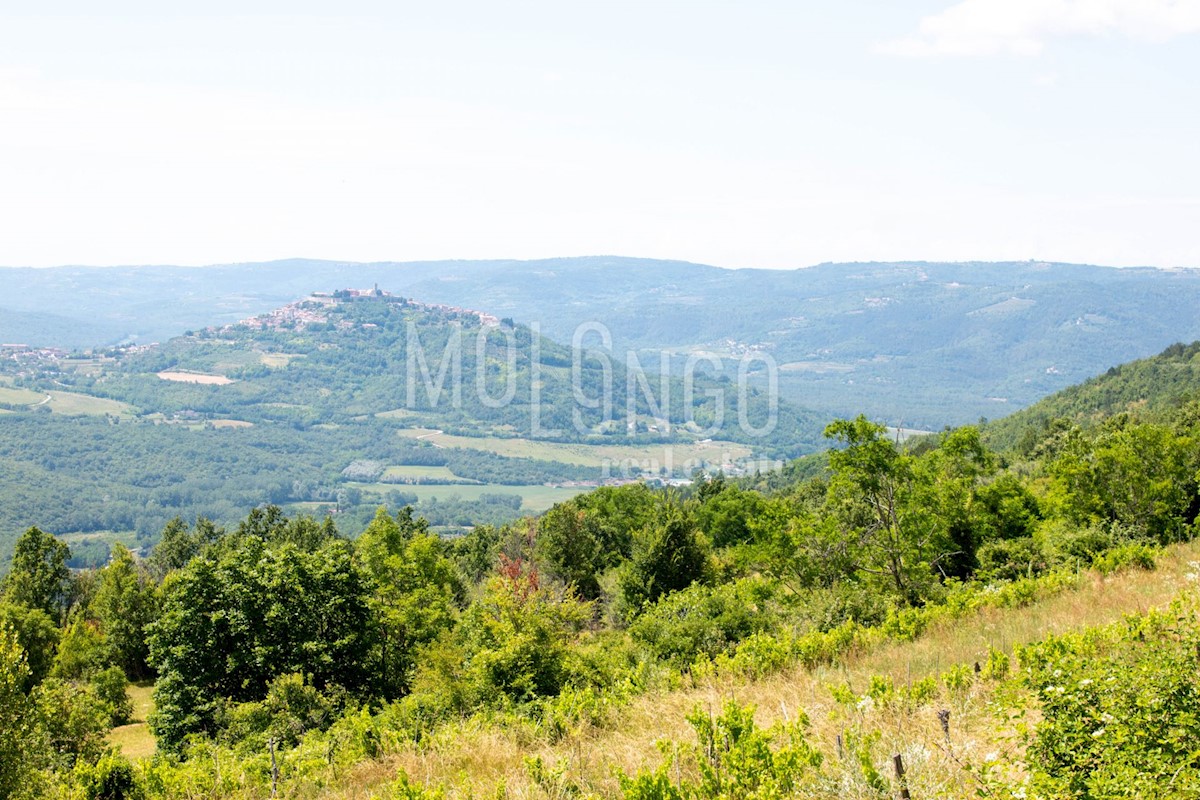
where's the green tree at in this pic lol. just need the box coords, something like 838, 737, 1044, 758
1, 624, 38, 798
52, 617, 113, 681
0, 601, 59, 690
148, 530, 372, 751
90, 543, 158, 679
913, 426, 996, 579
3, 527, 71, 620
534, 505, 604, 600
574, 484, 665, 563
145, 516, 223, 580
92, 665, 134, 726
823, 416, 945, 604
695, 483, 765, 549
355, 507, 459, 698
619, 511, 711, 621
1049, 420, 1198, 542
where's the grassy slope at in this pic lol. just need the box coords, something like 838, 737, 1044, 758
321, 539, 1200, 799
396, 428, 754, 469
108, 683, 156, 760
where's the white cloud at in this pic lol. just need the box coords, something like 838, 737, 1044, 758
880, 0, 1200, 57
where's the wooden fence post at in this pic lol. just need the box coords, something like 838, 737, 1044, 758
893, 753, 912, 799
269, 737, 279, 798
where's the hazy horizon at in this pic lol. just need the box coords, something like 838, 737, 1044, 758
0, 254, 1190, 273
2, 2, 1198, 269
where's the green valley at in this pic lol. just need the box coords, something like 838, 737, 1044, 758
4, 342, 1200, 799
0, 290, 818, 565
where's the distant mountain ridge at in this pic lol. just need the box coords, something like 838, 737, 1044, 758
5, 257, 1200, 428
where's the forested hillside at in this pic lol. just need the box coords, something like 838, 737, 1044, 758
984, 340, 1200, 451
4, 259, 1200, 427
3, 346, 1199, 798
0, 291, 818, 566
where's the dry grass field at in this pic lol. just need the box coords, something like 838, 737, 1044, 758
305, 539, 1200, 799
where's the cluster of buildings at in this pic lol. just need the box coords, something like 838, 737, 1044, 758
229, 288, 501, 333
1, 343, 67, 362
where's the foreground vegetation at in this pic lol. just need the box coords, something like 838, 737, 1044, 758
4, 343, 1200, 798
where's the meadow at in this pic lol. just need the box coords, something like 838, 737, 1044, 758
347, 481, 588, 512
396, 428, 753, 471
320, 538, 1200, 799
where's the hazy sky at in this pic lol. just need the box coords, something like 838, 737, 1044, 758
2, 1, 1198, 269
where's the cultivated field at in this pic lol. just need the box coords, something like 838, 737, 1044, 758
349, 481, 588, 512
210, 419, 255, 429
45, 390, 136, 416
380, 465, 467, 482
157, 371, 235, 385
396, 428, 752, 471
0, 385, 48, 405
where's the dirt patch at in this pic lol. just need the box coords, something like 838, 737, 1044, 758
156, 371, 234, 385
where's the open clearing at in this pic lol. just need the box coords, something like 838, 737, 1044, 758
397, 428, 752, 469
59, 529, 139, 549
108, 682, 155, 760
210, 419, 255, 429
259, 352, 303, 367
0, 385, 48, 405
381, 465, 467, 482
157, 371, 235, 385
350, 481, 587, 512
46, 390, 136, 416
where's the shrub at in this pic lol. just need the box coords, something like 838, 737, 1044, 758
92, 666, 133, 726
975, 537, 1047, 582
74, 752, 142, 800
618, 701, 823, 799
1020, 597, 1200, 796
1092, 542, 1158, 575
628, 579, 776, 667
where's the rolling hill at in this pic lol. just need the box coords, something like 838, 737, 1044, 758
983, 340, 1200, 452
5, 258, 1200, 429
0, 290, 819, 566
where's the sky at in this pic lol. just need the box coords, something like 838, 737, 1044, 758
1, 1, 1198, 270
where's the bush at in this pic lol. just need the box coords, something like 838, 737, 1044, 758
975, 537, 1047, 582
791, 584, 888, 632
1038, 520, 1113, 569
1092, 542, 1158, 575
628, 579, 776, 667
617, 701, 824, 799
92, 666, 133, 726
32, 678, 112, 767
1020, 597, 1200, 796
74, 752, 142, 800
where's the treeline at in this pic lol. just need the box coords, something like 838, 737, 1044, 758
0, 415, 599, 564
2, 398, 1199, 797
984, 339, 1200, 452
